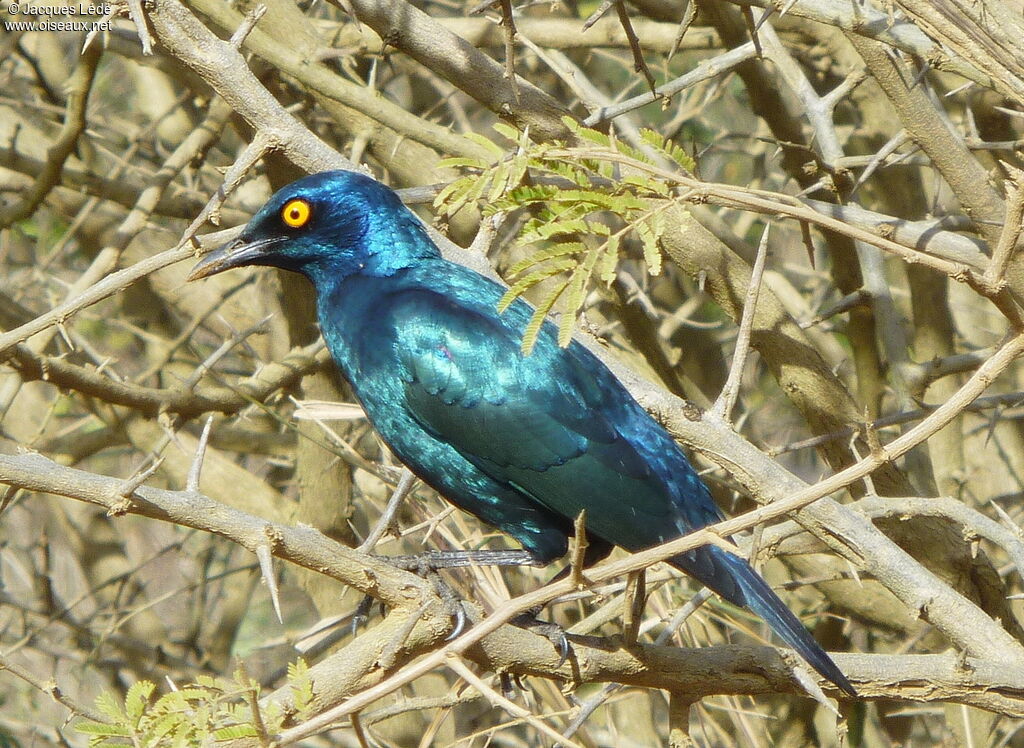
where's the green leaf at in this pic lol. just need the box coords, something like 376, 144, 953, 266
519, 217, 590, 244
464, 132, 506, 157
558, 270, 589, 347
639, 128, 695, 171
487, 160, 511, 202
75, 722, 130, 737
507, 153, 530, 194
545, 160, 592, 188
614, 140, 655, 165
212, 724, 258, 740
521, 278, 569, 355
162, 687, 211, 704
622, 174, 669, 197
597, 234, 621, 285
94, 692, 125, 722
637, 211, 664, 275
433, 177, 475, 216
436, 116, 679, 348
507, 242, 585, 276
572, 125, 611, 148
436, 156, 489, 170
491, 122, 520, 142
146, 713, 186, 745
498, 259, 575, 312
124, 681, 155, 724
288, 658, 315, 720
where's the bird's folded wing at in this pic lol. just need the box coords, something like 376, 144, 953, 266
391, 290, 720, 545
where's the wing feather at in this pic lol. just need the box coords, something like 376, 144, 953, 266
390, 288, 712, 549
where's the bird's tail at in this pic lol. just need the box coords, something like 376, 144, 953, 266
670, 545, 856, 696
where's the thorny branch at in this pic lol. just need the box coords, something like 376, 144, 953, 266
3, 0, 1024, 744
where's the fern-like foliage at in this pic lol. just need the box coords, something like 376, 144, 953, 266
76, 659, 314, 746
435, 118, 695, 353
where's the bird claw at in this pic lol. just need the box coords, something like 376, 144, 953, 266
512, 610, 573, 667
351, 578, 465, 641
375, 552, 469, 640
498, 672, 527, 698
445, 601, 467, 640
350, 594, 378, 636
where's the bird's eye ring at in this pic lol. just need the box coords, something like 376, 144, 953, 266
281, 199, 311, 228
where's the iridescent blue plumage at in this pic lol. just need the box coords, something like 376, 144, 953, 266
189, 170, 854, 695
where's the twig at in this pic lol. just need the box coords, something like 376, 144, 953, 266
229, 4, 266, 48
445, 656, 587, 748
254, 528, 284, 622
0, 234, 224, 362
113, 456, 165, 512
615, 0, 657, 93
319, 0, 571, 141
0, 651, 108, 723
802, 288, 872, 328
851, 496, 1024, 585
722, 0, 998, 91
582, 0, 614, 30
713, 222, 770, 422
148, 0, 350, 173
569, 509, 589, 590
668, 692, 696, 748
125, 0, 154, 53
186, 416, 214, 493
622, 570, 646, 645
0, 44, 101, 227
585, 42, 757, 126
497, 0, 519, 102
982, 166, 1024, 294
668, 0, 699, 59
848, 32, 1005, 248
183, 316, 273, 391
350, 712, 371, 748
8, 340, 328, 419
0, 452, 435, 609
358, 469, 417, 552
546, 146, 987, 288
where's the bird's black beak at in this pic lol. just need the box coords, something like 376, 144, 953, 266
187, 235, 285, 281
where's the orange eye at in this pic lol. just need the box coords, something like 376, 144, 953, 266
281, 199, 311, 228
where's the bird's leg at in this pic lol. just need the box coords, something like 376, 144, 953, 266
389, 551, 539, 640
513, 535, 616, 666
511, 556, 579, 666
426, 567, 469, 640
350, 549, 539, 638
511, 610, 574, 666
379, 548, 540, 571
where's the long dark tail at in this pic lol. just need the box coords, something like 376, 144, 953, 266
670, 545, 856, 696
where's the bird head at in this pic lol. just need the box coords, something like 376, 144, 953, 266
188, 170, 439, 284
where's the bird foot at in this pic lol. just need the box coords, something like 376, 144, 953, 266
498, 671, 527, 698
357, 552, 474, 640
350, 593, 379, 636
512, 608, 572, 667
350, 581, 465, 639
